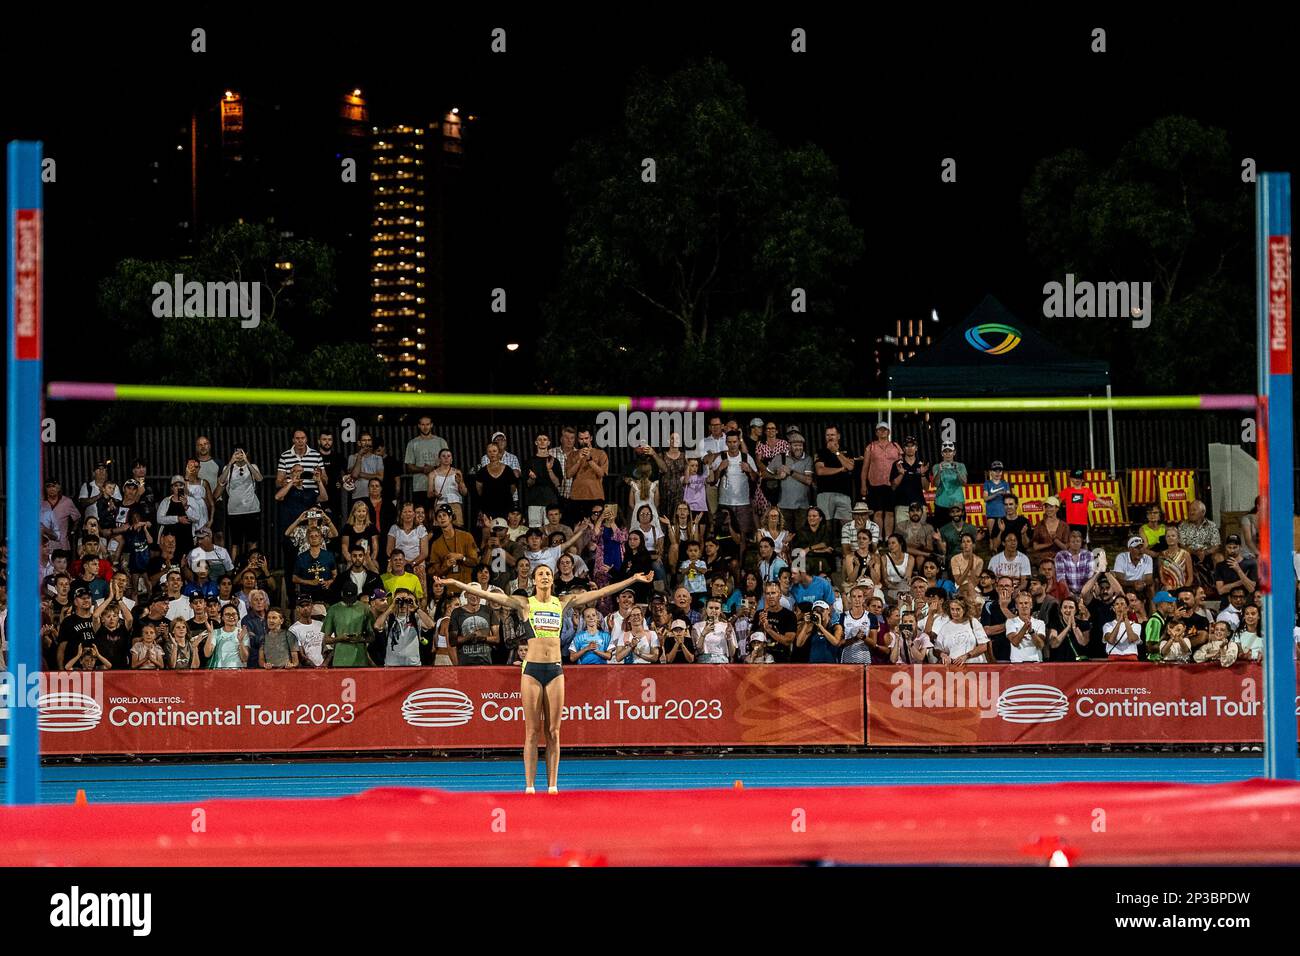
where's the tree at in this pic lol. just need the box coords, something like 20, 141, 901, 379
87, 223, 382, 437
1022, 116, 1254, 393
538, 60, 863, 396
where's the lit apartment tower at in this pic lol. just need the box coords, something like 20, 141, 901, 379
873, 317, 936, 382
370, 124, 431, 392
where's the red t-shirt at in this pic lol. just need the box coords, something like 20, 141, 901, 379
1062, 485, 1097, 525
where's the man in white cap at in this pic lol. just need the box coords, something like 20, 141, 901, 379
1112, 535, 1154, 600
861, 422, 901, 535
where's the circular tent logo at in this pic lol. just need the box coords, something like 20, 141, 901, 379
964, 323, 1022, 355
996, 684, 1068, 724
402, 688, 474, 728
38, 692, 104, 732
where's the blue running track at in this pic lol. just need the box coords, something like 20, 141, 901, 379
2, 754, 1264, 805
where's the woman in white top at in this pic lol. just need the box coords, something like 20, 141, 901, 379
217, 449, 262, 562
625, 462, 660, 526
692, 598, 736, 663
932, 596, 991, 665
756, 507, 792, 558
633, 505, 663, 559
624, 607, 661, 664
388, 502, 431, 579
1101, 595, 1142, 658
1233, 603, 1263, 661
877, 533, 915, 604
838, 585, 875, 665
183, 458, 214, 530
428, 449, 468, 528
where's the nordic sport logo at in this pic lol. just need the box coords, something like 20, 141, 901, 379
964, 323, 1022, 355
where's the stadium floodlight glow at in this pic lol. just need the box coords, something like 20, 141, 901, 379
46, 382, 1257, 413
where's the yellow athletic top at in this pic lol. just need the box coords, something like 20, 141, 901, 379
527, 595, 564, 642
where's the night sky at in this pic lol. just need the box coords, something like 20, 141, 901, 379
2, 11, 1294, 389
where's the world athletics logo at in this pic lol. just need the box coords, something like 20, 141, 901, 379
964, 323, 1022, 355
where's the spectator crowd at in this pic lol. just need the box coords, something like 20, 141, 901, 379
5, 416, 1298, 673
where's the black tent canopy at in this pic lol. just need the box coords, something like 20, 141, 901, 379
887, 295, 1115, 472
887, 295, 1110, 397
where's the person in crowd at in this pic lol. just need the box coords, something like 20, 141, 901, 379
1048, 596, 1091, 662
1177, 499, 1220, 592
404, 417, 449, 511
1237, 496, 1261, 575
982, 461, 1011, 539
1113, 536, 1155, 601
682, 456, 709, 522
428, 504, 479, 584
1029, 496, 1070, 560
930, 441, 967, 527
1233, 603, 1263, 661
1102, 595, 1143, 659
157, 475, 202, 556
1160, 619, 1193, 662
877, 533, 915, 605
1158, 525, 1194, 592
814, 426, 857, 527
371, 588, 433, 667
256, 608, 299, 669
756, 506, 794, 559
711, 430, 759, 558
896, 500, 937, 567
931, 596, 990, 665
340, 500, 381, 566
661, 501, 705, 571
182, 458, 215, 533
128, 620, 166, 670
1060, 469, 1097, 536
750, 420, 791, 519
361, 477, 397, 540
689, 598, 734, 664
1006, 592, 1046, 662
1139, 504, 1168, 552
1213, 534, 1257, 598
1054, 529, 1095, 595
205, 603, 250, 669
861, 423, 901, 537
287, 597, 325, 668
1143, 590, 1177, 662
320, 581, 374, 668
794, 507, 837, 579
41, 480, 82, 553
841, 501, 881, 565
386, 501, 430, 583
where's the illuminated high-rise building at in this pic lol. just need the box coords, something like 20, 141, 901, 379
370, 123, 431, 391
369, 109, 469, 392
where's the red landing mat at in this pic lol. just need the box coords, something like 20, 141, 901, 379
2, 780, 1298, 866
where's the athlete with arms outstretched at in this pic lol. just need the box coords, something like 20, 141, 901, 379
437, 566, 654, 793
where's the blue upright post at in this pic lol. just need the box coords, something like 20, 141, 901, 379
6, 141, 44, 804
1257, 172, 1296, 780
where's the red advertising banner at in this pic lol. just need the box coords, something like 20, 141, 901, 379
37, 665, 864, 755
867, 663, 1300, 746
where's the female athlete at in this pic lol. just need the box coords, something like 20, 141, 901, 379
437, 565, 654, 793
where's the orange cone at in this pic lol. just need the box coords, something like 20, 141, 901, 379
73, 789, 88, 806
733, 779, 744, 791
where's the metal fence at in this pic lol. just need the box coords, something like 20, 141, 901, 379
12, 411, 1300, 542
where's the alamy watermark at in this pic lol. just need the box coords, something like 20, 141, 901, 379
593, 404, 704, 450
151, 273, 261, 328
1042, 274, 1151, 329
